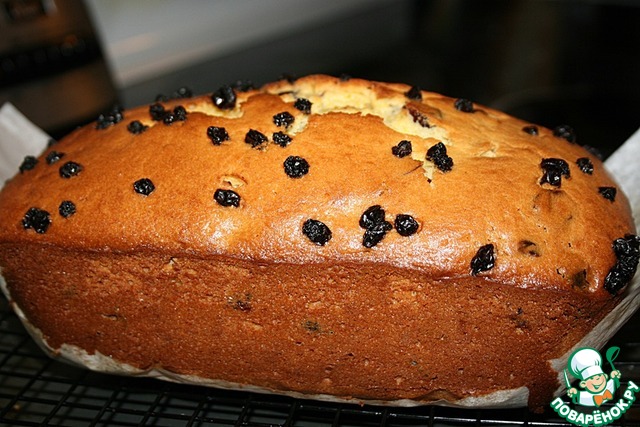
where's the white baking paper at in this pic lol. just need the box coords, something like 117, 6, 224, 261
606, 127, 640, 226
0, 102, 638, 408
0, 103, 51, 183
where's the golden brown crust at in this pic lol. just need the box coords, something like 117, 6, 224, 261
0, 74, 636, 409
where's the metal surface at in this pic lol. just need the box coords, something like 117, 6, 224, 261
0, 296, 638, 426
0, 0, 117, 138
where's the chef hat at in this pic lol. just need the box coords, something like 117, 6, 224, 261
569, 348, 604, 381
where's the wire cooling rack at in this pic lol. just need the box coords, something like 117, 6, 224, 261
0, 297, 638, 427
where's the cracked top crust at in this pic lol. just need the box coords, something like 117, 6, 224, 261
0, 74, 635, 297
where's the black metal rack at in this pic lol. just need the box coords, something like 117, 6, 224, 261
1, 296, 638, 426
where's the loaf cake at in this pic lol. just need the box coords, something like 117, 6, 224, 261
0, 74, 637, 411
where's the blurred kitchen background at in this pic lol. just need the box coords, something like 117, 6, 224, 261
1, 0, 639, 157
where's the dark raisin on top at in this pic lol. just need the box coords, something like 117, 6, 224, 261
133, 178, 155, 196
363, 221, 393, 248
150, 104, 188, 124
273, 111, 295, 128
405, 86, 422, 101
173, 105, 187, 120
212, 85, 237, 110
127, 120, 149, 135
149, 103, 166, 121
359, 205, 393, 248
471, 243, 496, 275
553, 124, 577, 143
539, 158, 570, 187
273, 132, 292, 147
58, 200, 76, 218
604, 234, 640, 295
302, 218, 332, 246
46, 151, 65, 165
454, 98, 475, 113
22, 207, 51, 234
162, 113, 176, 125
245, 129, 268, 148
576, 157, 594, 175
392, 140, 412, 158
214, 189, 240, 207
394, 214, 419, 236
294, 98, 312, 114
426, 142, 454, 172
283, 156, 310, 178
59, 161, 83, 178
162, 106, 188, 125
522, 125, 539, 136
408, 107, 430, 128
19, 156, 38, 173
359, 205, 386, 230
173, 86, 193, 98
599, 186, 617, 202
95, 105, 124, 129
207, 126, 229, 145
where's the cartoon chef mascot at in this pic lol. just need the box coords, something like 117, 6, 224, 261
566, 347, 621, 407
